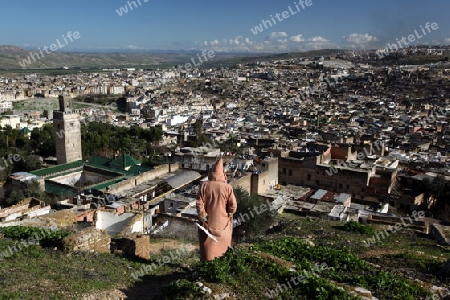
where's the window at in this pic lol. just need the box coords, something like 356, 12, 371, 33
316, 180, 320, 185
339, 183, 343, 188
288, 169, 293, 176
361, 187, 365, 192
307, 174, 311, 180
282, 168, 286, 175
346, 184, 349, 189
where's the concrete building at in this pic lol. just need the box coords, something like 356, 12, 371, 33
53, 96, 82, 164
0, 101, 12, 112
278, 144, 397, 204
0, 115, 20, 129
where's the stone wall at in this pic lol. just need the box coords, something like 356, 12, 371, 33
231, 174, 252, 194
62, 227, 111, 253
152, 213, 198, 241
107, 164, 177, 194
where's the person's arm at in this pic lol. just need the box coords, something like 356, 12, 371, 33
226, 187, 237, 216
196, 185, 208, 223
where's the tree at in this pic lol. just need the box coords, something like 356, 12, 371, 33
2, 180, 47, 208
232, 187, 276, 242
30, 124, 55, 156
13, 153, 42, 172
424, 175, 450, 221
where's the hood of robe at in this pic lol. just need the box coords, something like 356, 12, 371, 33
208, 158, 227, 182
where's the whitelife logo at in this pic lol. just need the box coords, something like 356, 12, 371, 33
116, 0, 149, 16
250, 0, 313, 35
376, 22, 439, 59
18, 31, 81, 68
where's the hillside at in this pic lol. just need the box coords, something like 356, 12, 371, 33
0, 213, 449, 299
0, 46, 348, 71
0, 46, 262, 70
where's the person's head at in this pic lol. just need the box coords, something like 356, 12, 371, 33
208, 157, 227, 182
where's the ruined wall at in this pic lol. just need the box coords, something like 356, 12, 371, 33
62, 227, 111, 253
95, 211, 137, 236
251, 159, 278, 195
107, 164, 175, 194
152, 214, 198, 241
0, 202, 30, 219
231, 174, 251, 194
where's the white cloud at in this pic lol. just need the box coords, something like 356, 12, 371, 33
201, 34, 335, 53
444, 38, 450, 44
308, 36, 329, 43
344, 33, 379, 44
290, 34, 305, 43
269, 32, 288, 39
124, 45, 145, 50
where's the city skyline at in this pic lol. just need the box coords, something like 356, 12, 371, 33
2, 0, 449, 53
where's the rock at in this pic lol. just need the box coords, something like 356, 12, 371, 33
214, 293, 229, 300
38, 209, 77, 228
202, 286, 212, 294
62, 227, 110, 253
304, 239, 315, 247
354, 287, 373, 298
121, 233, 151, 260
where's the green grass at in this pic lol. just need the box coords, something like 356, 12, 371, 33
0, 234, 199, 299
340, 220, 375, 234
0, 215, 448, 299
0, 246, 143, 299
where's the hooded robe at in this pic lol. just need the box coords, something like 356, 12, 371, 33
196, 158, 237, 261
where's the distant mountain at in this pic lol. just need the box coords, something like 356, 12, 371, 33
0, 45, 265, 70
0, 45, 347, 70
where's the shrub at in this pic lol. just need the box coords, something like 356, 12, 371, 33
161, 279, 207, 300
342, 221, 374, 234
233, 187, 276, 242
0, 226, 71, 248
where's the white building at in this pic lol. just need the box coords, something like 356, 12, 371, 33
0, 115, 21, 129
0, 101, 12, 112
109, 86, 125, 95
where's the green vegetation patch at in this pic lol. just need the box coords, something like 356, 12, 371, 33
196, 245, 357, 299
341, 221, 375, 234
161, 279, 208, 300
0, 226, 72, 248
254, 237, 431, 300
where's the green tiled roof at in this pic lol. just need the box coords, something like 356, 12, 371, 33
21, 127, 31, 134
32, 154, 152, 196
45, 180, 79, 197
109, 154, 141, 170
89, 177, 126, 191
31, 160, 84, 177
86, 155, 149, 176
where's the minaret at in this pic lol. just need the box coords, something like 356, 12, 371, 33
53, 95, 82, 164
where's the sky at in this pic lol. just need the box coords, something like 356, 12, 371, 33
2, 0, 450, 53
